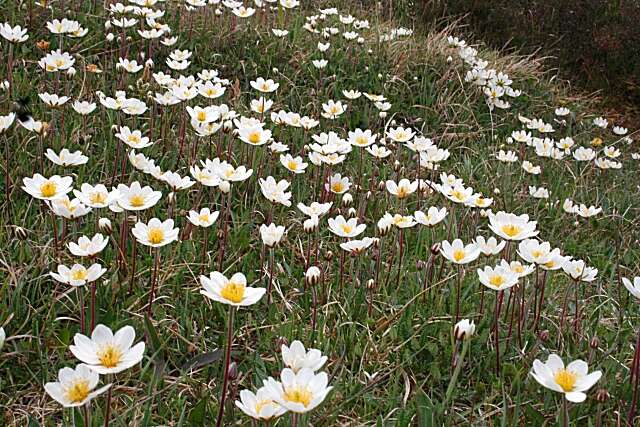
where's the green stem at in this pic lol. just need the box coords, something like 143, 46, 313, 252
443, 339, 469, 408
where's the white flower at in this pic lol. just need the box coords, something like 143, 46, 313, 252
386, 179, 418, 199
235, 386, 286, 420
622, 277, 640, 300
263, 368, 332, 413
116, 182, 162, 211
187, 208, 219, 227
414, 207, 447, 227
259, 176, 292, 206
488, 211, 538, 241
328, 215, 366, 238
440, 239, 480, 264
132, 218, 179, 248
282, 340, 327, 373
251, 77, 279, 93
477, 264, 519, 291
200, 272, 266, 306
70, 324, 145, 374
280, 154, 308, 174
260, 223, 285, 247
67, 234, 109, 257
474, 236, 506, 256
22, 174, 73, 201
530, 354, 602, 402
45, 148, 88, 167
44, 364, 111, 407
0, 23, 29, 43
50, 264, 106, 287
74, 183, 119, 208
453, 319, 475, 340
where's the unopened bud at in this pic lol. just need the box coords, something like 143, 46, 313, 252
538, 330, 550, 342
14, 226, 28, 240
590, 336, 599, 349
347, 207, 357, 217
305, 266, 320, 286
430, 243, 440, 255
595, 388, 609, 403
98, 218, 112, 234
366, 279, 375, 290
453, 319, 475, 341
227, 362, 238, 380
342, 193, 353, 206
324, 250, 333, 261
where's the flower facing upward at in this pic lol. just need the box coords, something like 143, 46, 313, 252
263, 368, 332, 413
530, 354, 602, 402
477, 264, 519, 291
67, 234, 109, 257
200, 272, 266, 306
22, 174, 73, 201
0, 23, 29, 43
328, 215, 366, 238
280, 154, 308, 174
44, 364, 110, 407
69, 324, 145, 374
50, 264, 106, 287
260, 223, 285, 247
187, 208, 219, 228
117, 181, 162, 211
488, 211, 538, 241
414, 207, 448, 227
73, 183, 119, 208
235, 386, 286, 420
386, 179, 418, 199
131, 218, 179, 248
440, 239, 481, 265
282, 340, 328, 373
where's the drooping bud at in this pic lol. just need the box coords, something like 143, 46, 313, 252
453, 319, 475, 341
98, 218, 112, 235
14, 226, 28, 240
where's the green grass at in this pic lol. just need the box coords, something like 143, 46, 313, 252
0, 0, 639, 426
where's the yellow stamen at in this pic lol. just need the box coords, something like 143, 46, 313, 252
284, 387, 312, 407
501, 224, 521, 238
489, 275, 505, 288
71, 269, 88, 281
65, 380, 90, 403
129, 194, 145, 208
220, 281, 245, 303
147, 227, 165, 244
90, 192, 107, 205
331, 182, 344, 193
453, 249, 465, 262
40, 181, 58, 198
554, 369, 577, 392
98, 345, 123, 368
248, 132, 261, 144
340, 224, 353, 235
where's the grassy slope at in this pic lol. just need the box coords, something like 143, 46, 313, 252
0, 1, 639, 426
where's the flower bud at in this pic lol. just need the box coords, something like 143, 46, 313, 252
342, 193, 353, 206
106, 33, 115, 42
590, 335, 599, 349
14, 226, 28, 240
276, 336, 288, 350
430, 243, 440, 255
366, 279, 375, 290
98, 218, 112, 234
595, 388, 609, 403
347, 207, 357, 217
36, 39, 50, 50
453, 319, 475, 341
303, 215, 319, 233
227, 362, 238, 380
218, 180, 231, 193
538, 330, 550, 342
324, 250, 333, 261
0, 327, 4, 350
66, 67, 76, 77
305, 266, 320, 286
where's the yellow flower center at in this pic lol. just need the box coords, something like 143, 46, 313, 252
261, 83, 270, 91
356, 136, 368, 146
501, 224, 521, 238
255, 399, 272, 415
220, 281, 245, 303
147, 227, 165, 244
40, 181, 58, 198
90, 192, 107, 205
128, 134, 141, 144
453, 249, 465, 262
512, 264, 524, 274
489, 275, 505, 288
55, 59, 65, 68
248, 132, 261, 144
129, 194, 145, 208
451, 190, 465, 202
554, 369, 577, 392
199, 214, 210, 223
331, 182, 345, 193
71, 269, 88, 281
287, 160, 298, 171
396, 187, 408, 199
197, 111, 207, 122
65, 380, 90, 403
284, 386, 312, 408
98, 344, 123, 368
340, 224, 353, 235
